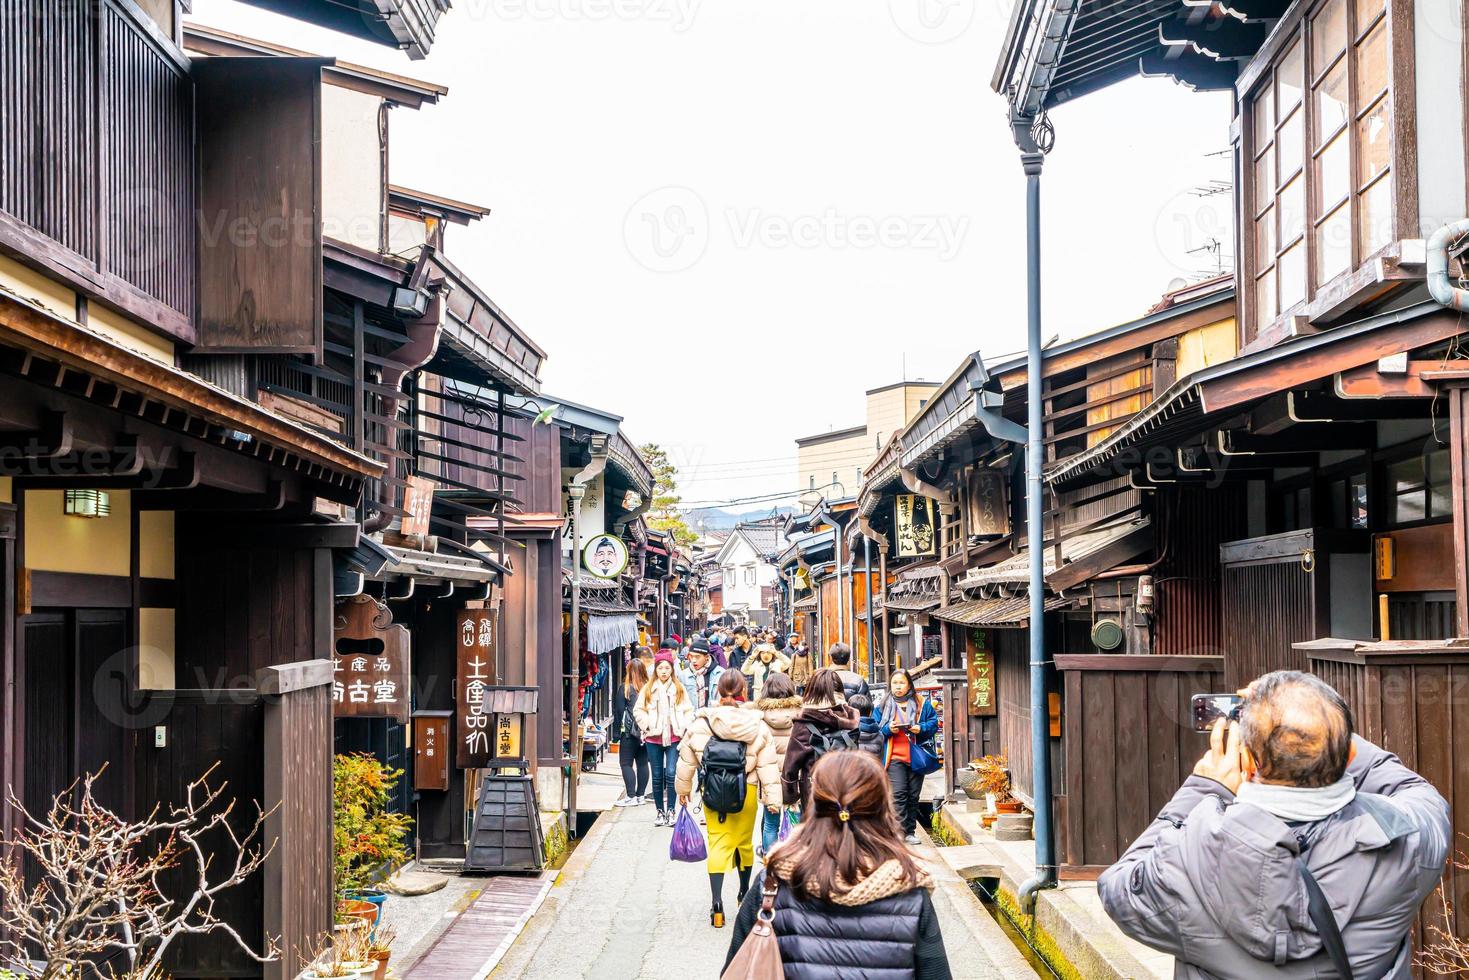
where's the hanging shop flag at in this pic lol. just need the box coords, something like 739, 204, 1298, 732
967, 628, 997, 717
332, 595, 411, 725
400, 475, 436, 537
456, 608, 498, 768
894, 494, 938, 558
582, 532, 629, 579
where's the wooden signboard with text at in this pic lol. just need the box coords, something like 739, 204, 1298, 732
967, 628, 997, 717
967, 470, 1008, 538
401, 475, 436, 537
413, 714, 451, 791
333, 595, 411, 725
894, 494, 937, 558
456, 608, 498, 768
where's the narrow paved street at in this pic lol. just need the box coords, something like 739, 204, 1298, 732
493, 803, 1037, 979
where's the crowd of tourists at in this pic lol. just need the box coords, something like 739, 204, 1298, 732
612, 627, 951, 977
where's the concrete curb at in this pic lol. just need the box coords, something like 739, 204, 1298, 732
936, 805, 1165, 980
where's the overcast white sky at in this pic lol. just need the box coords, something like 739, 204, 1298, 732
193, 0, 1233, 508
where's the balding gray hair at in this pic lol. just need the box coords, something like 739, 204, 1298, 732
1239, 671, 1354, 788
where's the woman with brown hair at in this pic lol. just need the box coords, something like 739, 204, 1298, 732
613, 657, 651, 808
675, 669, 781, 928
725, 751, 952, 979
781, 668, 860, 810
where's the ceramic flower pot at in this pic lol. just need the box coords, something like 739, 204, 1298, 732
337, 899, 378, 929
995, 799, 1023, 814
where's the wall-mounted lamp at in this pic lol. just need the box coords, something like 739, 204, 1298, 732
64, 489, 111, 519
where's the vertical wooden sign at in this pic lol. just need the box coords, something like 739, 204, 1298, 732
967, 628, 997, 717
894, 494, 937, 557
333, 595, 411, 724
456, 608, 497, 768
967, 471, 1008, 537
413, 714, 450, 791
400, 475, 436, 537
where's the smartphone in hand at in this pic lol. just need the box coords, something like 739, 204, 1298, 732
1190, 693, 1243, 733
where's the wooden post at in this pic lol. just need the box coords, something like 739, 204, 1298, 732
879, 543, 890, 681
1450, 384, 1469, 638
256, 660, 335, 980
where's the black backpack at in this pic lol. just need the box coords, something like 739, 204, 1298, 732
699, 720, 748, 821
809, 725, 857, 760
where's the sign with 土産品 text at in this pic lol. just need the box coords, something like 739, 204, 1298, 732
333, 595, 410, 725
456, 608, 497, 768
894, 494, 937, 558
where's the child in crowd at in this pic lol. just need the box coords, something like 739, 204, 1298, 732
849, 693, 883, 757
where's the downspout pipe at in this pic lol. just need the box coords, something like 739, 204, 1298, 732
1013, 113, 1057, 916
1427, 219, 1469, 312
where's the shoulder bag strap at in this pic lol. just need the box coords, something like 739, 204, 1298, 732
1297, 858, 1354, 980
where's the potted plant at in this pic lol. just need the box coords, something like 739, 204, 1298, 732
367, 926, 396, 980
334, 920, 374, 978
333, 754, 413, 923
971, 754, 1011, 812
300, 934, 364, 980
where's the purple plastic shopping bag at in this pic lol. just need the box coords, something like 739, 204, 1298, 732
777, 806, 798, 844
669, 805, 707, 863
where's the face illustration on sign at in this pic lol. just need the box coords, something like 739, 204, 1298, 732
582, 533, 628, 579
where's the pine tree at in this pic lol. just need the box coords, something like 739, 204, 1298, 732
639, 442, 696, 547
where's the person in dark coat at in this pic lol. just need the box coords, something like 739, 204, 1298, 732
827, 642, 870, 700
727, 750, 953, 980
848, 693, 883, 757
782, 668, 860, 809
727, 625, 754, 674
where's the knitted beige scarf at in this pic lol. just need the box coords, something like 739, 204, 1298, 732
769, 852, 935, 906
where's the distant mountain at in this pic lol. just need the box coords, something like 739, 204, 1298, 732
684, 505, 794, 532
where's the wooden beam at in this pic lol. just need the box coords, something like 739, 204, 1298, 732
1335, 359, 1443, 399
1200, 310, 1467, 412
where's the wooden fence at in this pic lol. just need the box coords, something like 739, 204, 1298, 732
1304, 639, 1469, 961
1056, 654, 1224, 877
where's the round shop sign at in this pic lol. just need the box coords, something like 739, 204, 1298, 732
582, 533, 629, 580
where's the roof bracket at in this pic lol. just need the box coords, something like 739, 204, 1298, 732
387, 576, 416, 601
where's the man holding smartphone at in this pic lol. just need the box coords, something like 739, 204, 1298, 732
1100, 670, 1449, 979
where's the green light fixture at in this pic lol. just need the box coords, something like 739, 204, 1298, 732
64, 489, 111, 519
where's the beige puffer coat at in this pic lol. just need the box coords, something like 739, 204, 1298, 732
675, 703, 782, 808
753, 695, 802, 765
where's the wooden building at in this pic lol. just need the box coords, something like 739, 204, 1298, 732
991, 0, 1469, 947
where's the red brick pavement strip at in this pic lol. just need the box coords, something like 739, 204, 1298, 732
403, 873, 556, 980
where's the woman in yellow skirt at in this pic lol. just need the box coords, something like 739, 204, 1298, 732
676, 670, 781, 927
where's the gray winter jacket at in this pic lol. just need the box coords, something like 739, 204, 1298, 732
1099, 736, 1449, 979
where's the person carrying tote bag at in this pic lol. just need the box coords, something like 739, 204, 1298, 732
725, 750, 952, 980
878, 669, 939, 845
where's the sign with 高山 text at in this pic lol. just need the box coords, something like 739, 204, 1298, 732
456, 608, 497, 768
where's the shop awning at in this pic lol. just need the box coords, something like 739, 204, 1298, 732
883, 595, 942, 613
379, 543, 503, 583
966, 516, 1151, 590
930, 594, 1069, 628
794, 595, 817, 611
477, 686, 540, 714
588, 613, 638, 654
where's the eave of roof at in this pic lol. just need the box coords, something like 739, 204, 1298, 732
181, 24, 448, 106
388, 185, 493, 225
0, 288, 383, 482
795, 424, 867, 447
1046, 299, 1447, 485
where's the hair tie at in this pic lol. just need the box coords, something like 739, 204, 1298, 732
838, 806, 851, 823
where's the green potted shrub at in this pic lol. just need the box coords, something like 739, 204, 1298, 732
333, 753, 413, 923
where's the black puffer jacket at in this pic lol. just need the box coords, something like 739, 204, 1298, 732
726, 868, 951, 980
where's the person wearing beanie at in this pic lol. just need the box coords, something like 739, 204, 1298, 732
679, 636, 726, 710
634, 649, 695, 826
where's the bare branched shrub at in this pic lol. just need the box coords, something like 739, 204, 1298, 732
0, 764, 279, 979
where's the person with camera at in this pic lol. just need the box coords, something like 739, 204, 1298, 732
1100, 670, 1449, 979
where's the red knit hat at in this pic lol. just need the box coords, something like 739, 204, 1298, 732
653, 649, 676, 669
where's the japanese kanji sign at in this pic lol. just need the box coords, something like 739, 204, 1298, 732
456, 608, 497, 768
401, 475, 436, 537
332, 595, 410, 725
967, 628, 997, 717
495, 712, 521, 760
413, 714, 450, 791
894, 494, 937, 558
